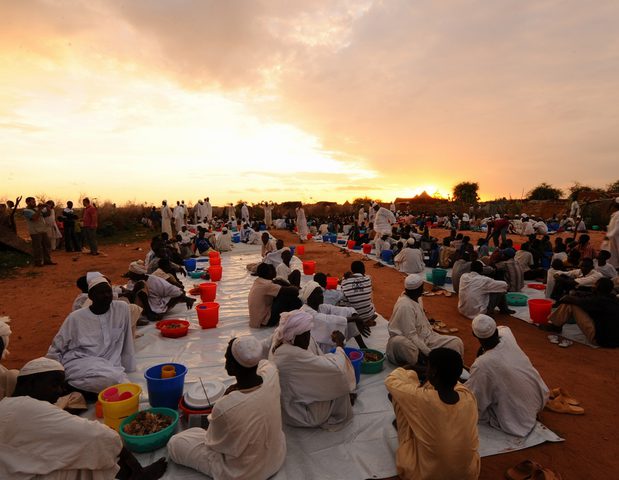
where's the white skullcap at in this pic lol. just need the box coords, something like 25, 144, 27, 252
18, 357, 64, 377
275, 310, 314, 344
299, 281, 321, 303
472, 314, 497, 339
404, 274, 424, 290
87, 272, 110, 291
406, 237, 416, 246
231, 336, 263, 368
0, 318, 11, 361
128, 260, 148, 275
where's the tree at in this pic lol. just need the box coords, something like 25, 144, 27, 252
607, 180, 619, 193
527, 183, 563, 200
452, 182, 480, 204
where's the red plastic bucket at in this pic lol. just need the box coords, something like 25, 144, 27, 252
302, 261, 316, 275
296, 245, 305, 255
196, 302, 219, 328
208, 265, 222, 281
326, 277, 338, 290
208, 251, 220, 261
209, 256, 221, 266
307, 233, 313, 240
528, 299, 553, 324
347, 240, 356, 249
199, 282, 217, 302
362, 243, 372, 254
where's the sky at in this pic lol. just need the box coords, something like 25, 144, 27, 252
1, 0, 619, 206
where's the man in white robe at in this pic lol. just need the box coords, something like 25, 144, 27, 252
263, 203, 274, 228
161, 200, 173, 236
466, 315, 549, 437
386, 275, 463, 366
241, 203, 250, 223
369, 201, 377, 225
373, 203, 396, 236
0, 318, 18, 400
269, 310, 356, 430
458, 261, 513, 319
296, 203, 309, 241
0, 357, 167, 480
216, 227, 233, 252
394, 238, 426, 274
390, 201, 396, 213
204, 197, 213, 222
168, 336, 286, 480
47, 275, 136, 393
358, 205, 365, 227
173, 201, 185, 233
608, 198, 619, 268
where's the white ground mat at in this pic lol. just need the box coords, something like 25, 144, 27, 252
103, 243, 561, 478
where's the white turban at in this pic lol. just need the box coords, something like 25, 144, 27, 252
0, 318, 11, 361
86, 271, 110, 291
275, 310, 314, 344
18, 357, 64, 377
404, 274, 424, 290
406, 237, 416, 246
472, 314, 497, 339
128, 260, 148, 275
231, 336, 263, 368
299, 281, 321, 303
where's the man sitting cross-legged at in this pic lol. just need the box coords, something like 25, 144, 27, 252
385, 348, 480, 480
168, 336, 286, 480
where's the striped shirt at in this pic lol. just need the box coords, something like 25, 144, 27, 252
341, 273, 376, 321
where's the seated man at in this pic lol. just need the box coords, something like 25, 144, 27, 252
269, 310, 356, 430
124, 261, 194, 321
543, 277, 619, 347
299, 281, 369, 352
466, 315, 549, 437
385, 348, 480, 480
595, 250, 618, 279
394, 238, 425, 274
275, 249, 302, 287
215, 227, 232, 252
264, 239, 286, 267
550, 257, 603, 300
168, 336, 286, 480
341, 261, 378, 325
452, 252, 474, 295
0, 357, 166, 480
386, 274, 463, 367
0, 318, 18, 400
494, 248, 524, 292
458, 261, 514, 319
47, 274, 136, 395
194, 228, 215, 255
247, 263, 300, 328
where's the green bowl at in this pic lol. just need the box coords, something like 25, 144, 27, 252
360, 349, 385, 374
189, 271, 204, 279
119, 407, 179, 453
506, 292, 528, 307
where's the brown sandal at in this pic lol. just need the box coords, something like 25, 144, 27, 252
505, 460, 543, 480
545, 396, 584, 415
549, 387, 580, 406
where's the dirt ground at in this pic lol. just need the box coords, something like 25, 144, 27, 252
1, 228, 616, 479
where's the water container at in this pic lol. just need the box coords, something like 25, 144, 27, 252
362, 243, 372, 254
183, 258, 196, 272
302, 261, 316, 275
209, 256, 221, 266
196, 302, 220, 328
232, 235, 241, 243
432, 268, 447, 286
528, 299, 553, 324
98, 383, 141, 431
326, 277, 338, 290
289, 246, 296, 256
209, 265, 222, 281
296, 245, 305, 255
199, 282, 217, 302
330, 347, 364, 385
380, 250, 394, 264
144, 363, 187, 409
347, 240, 356, 249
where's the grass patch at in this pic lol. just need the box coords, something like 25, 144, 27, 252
97, 225, 151, 246
0, 250, 32, 278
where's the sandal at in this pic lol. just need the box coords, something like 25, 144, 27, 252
558, 339, 573, 348
545, 396, 584, 415
433, 326, 451, 334
550, 387, 580, 406
547, 334, 559, 344
531, 468, 562, 480
505, 460, 543, 480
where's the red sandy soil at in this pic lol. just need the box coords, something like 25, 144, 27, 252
1, 228, 616, 480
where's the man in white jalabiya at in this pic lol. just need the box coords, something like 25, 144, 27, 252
386, 274, 463, 367
269, 310, 357, 430
263, 202, 274, 228
457, 261, 514, 319
168, 336, 286, 480
194, 199, 205, 224
466, 314, 549, 437
241, 203, 250, 223
47, 273, 135, 395
173, 201, 185, 233
161, 200, 173, 236
358, 205, 365, 227
394, 238, 426, 274
373, 202, 397, 236
204, 197, 213, 222
296, 203, 309, 242
0, 357, 167, 480
607, 197, 619, 268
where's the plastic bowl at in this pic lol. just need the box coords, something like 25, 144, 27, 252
527, 283, 546, 290
189, 271, 204, 279
98, 383, 142, 431
155, 319, 190, 338
361, 349, 385, 374
506, 292, 528, 307
119, 407, 179, 453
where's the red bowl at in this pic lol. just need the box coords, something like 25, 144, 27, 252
527, 283, 546, 290
178, 396, 213, 420
156, 319, 190, 338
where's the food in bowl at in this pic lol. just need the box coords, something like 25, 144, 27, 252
123, 411, 173, 436
362, 351, 384, 363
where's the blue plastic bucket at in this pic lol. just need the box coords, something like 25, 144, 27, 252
330, 347, 364, 384
380, 250, 394, 264
232, 235, 240, 243
432, 268, 447, 286
144, 363, 187, 409
183, 258, 196, 272
289, 246, 296, 256
259, 224, 267, 231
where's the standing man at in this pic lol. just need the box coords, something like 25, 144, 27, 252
358, 205, 365, 227
173, 201, 185, 234
296, 203, 309, 242
607, 198, 619, 268
263, 202, 274, 229
161, 200, 173, 236
62, 201, 79, 252
241, 203, 250, 223
82, 197, 98, 255
373, 202, 397, 237
204, 197, 213, 222
22, 197, 55, 267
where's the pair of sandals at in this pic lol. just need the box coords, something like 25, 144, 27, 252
505, 460, 562, 479
423, 289, 453, 297
429, 319, 459, 334
547, 334, 573, 348
545, 387, 585, 415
